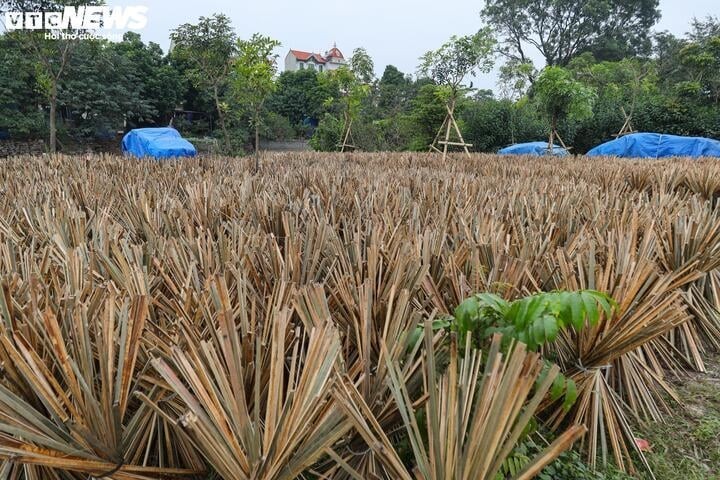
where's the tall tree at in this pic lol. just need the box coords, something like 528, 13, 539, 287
377, 65, 414, 115
230, 33, 280, 170
267, 70, 329, 128
113, 32, 185, 127
170, 14, 236, 152
0, 0, 102, 152
0, 33, 45, 137
350, 47, 374, 84
418, 29, 496, 100
677, 36, 720, 104
313, 66, 370, 152
482, 0, 661, 69
688, 16, 720, 43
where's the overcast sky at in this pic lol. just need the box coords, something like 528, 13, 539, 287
64, 0, 720, 91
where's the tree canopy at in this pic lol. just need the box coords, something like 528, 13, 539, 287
482, 0, 661, 68
532, 65, 595, 144
170, 14, 236, 151
418, 29, 496, 97
230, 33, 281, 166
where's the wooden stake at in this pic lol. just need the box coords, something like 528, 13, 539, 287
339, 112, 357, 152
614, 107, 636, 137
429, 103, 473, 161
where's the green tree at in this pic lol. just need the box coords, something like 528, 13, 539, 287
461, 97, 546, 151
418, 29, 496, 102
0, 0, 102, 152
418, 29, 496, 155
267, 70, 330, 131
688, 15, 720, 43
350, 47, 374, 84
401, 82, 448, 151
482, 0, 661, 69
230, 33, 281, 169
498, 58, 537, 99
0, 34, 45, 137
312, 66, 369, 152
566, 54, 658, 150
113, 32, 185, 127
59, 39, 141, 138
532, 66, 595, 148
58, 35, 185, 138
170, 14, 237, 152
377, 65, 413, 114
677, 35, 720, 104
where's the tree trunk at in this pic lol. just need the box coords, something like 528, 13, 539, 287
49, 82, 58, 154
549, 114, 557, 151
254, 117, 260, 173
213, 85, 231, 153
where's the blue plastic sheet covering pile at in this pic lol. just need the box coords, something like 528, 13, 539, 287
498, 141, 569, 156
587, 132, 720, 158
121, 127, 196, 159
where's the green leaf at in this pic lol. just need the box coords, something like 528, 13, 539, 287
475, 293, 510, 316
563, 378, 578, 411
550, 373, 566, 401
591, 291, 615, 319
568, 292, 585, 330
543, 314, 559, 342
454, 297, 479, 326
407, 326, 423, 353
580, 291, 600, 326
518, 296, 545, 330
431, 318, 451, 330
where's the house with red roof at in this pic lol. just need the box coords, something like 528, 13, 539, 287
284, 43, 346, 73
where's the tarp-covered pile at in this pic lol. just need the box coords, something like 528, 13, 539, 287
498, 141, 569, 156
122, 127, 196, 159
587, 132, 720, 158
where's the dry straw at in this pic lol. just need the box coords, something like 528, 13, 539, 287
0, 152, 718, 478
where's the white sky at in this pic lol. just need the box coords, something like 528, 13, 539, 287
18, 0, 720, 91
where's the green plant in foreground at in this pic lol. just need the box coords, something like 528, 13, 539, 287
452, 290, 615, 350
413, 290, 617, 410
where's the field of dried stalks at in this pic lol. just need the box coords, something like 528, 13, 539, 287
0, 152, 718, 479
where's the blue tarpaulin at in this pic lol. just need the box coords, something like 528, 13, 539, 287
587, 132, 720, 158
498, 141, 569, 156
121, 128, 196, 159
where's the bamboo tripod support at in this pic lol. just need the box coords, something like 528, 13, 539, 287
614, 107, 636, 137
339, 111, 357, 152
548, 128, 570, 152
429, 104, 473, 161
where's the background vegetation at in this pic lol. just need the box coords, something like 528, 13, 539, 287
0, 2, 719, 153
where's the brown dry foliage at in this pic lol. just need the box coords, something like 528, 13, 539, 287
0, 152, 718, 479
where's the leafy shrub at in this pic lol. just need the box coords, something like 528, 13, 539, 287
414, 290, 616, 411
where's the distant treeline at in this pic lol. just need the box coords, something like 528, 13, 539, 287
0, 0, 718, 154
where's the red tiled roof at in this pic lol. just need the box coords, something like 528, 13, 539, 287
289, 49, 327, 64
325, 47, 344, 59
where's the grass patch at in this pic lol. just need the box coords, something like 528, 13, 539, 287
639, 356, 720, 479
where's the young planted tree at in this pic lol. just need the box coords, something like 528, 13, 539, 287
532, 66, 595, 151
231, 33, 280, 170
316, 66, 370, 152
170, 14, 237, 152
419, 29, 496, 159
